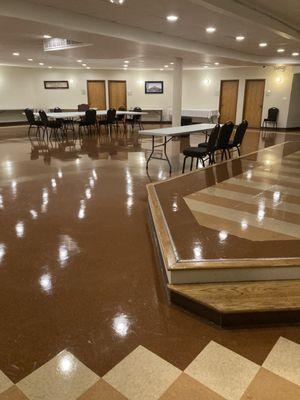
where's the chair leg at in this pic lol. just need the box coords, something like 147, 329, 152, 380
190, 157, 194, 171
182, 156, 187, 173
196, 158, 199, 169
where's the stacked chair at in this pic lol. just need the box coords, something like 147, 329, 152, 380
182, 120, 248, 173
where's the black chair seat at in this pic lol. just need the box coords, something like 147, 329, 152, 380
47, 121, 62, 128
183, 147, 209, 157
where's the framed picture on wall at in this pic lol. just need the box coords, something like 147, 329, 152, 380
44, 80, 69, 89
145, 81, 164, 94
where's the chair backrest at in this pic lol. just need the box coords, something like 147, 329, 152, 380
107, 108, 116, 123
267, 107, 279, 121
24, 108, 36, 125
39, 110, 49, 125
53, 107, 62, 113
233, 120, 248, 146
133, 106, 142, 121
78, 104, 89, 112
217, 121, 234, 149
207, 124, 220, 152
85, 109, 97, 124
117, 106, 126, 121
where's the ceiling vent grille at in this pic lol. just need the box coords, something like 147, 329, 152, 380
44, 38, 91, 52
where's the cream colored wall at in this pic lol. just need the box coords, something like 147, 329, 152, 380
0, 65, 298, 127
183, 66, 296, 128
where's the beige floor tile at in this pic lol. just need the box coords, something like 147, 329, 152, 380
78, 379, 127, 400
241, 368, 300, 400
185, 341, 259, 400
0, 386, 28, 400
16, 350, 99, 400
159, 373, 225, 400
0, 372, 13, 395
103, 345, 181, 400
262, 337, 300, 385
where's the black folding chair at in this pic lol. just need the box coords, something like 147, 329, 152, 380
228, 120, 248, 156
24, 108, 43, 137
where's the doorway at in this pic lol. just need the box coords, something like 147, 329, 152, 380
108, 80, 127, 109
87, 80, 106, 109
243, 79, 265, 128
219, 80, 239, 124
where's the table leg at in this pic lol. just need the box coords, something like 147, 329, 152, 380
163, 136, 172, 175
146, 135, 155, 171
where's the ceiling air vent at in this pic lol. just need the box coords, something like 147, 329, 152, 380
44, 38, 91, 52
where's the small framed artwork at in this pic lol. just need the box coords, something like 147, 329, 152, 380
145, 81, 164, 94
44, 80, 69, 89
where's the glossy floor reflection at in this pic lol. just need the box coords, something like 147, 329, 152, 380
0, 125, 299, 384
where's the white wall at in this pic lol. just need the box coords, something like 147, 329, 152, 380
0, 65, 298, 127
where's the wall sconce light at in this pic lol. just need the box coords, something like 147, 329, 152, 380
275, 76, 283, 84
203, 79, 211, 86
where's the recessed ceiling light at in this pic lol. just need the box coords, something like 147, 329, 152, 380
277, 48, 285, 53
43, 35, 52, 39
48, 66, 53, 69
160, 68, 164, 71
39, 62, 44, 66
164, 65, 169, 68
166, 15, 178, 22
13, 52, 20, 56
110, 0, 125, 4
86, 67, 90, 69
203, 65, 208, 68
214, 62, 219, 65
124, 60, 130, 64
206, 27, 216, 33
123, 67, 127, 70
170, 62, 174, 65
259, 42, 268, 47
292, 52, 299, 56
27, 58, 33, 61
236, 36, 245, 41
82, 63, 87, 67
77, 59, 82, 63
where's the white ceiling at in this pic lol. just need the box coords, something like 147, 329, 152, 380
0, 0, 299, 70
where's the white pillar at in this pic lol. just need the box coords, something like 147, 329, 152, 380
172, 57, 183, 127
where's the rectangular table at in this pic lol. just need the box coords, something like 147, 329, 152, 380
42, 110, 147, 119
168, 109, 219, 122
139, 123, 216, 174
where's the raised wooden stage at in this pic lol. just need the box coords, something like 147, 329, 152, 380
148, 142, 300, 327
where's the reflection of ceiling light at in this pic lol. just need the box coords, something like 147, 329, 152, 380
206, 27, 216, 33
259, 42, 267, 47
277, 48, 285, 53
13, 52, 20, 56
43, 34, 52, 39
236, 36, 245, 41
167, 15, 178, 22
292, 52, 299, 56
110, 0, 125, 4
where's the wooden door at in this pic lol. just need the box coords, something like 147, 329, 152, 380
108, 80, 127, 109
219, 80, 239, 124
87, 80, 106, 109
243, 79, 265, 128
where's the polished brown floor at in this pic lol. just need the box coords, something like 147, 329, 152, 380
0, 125, 299, 383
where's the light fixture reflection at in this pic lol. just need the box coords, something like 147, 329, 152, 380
58, 169, 63, 179
92, 170, 98, 180
58, 235, 79, 267
241, 219, 248, 231
0, 243, 6, 264
89, 177, 95, 188
112, 313, 130, 337
193, 244, 202, 259
57, 353, 77, 377
219, 230, 228, 242
273, 191, 281, 205
0, 194, 3, 209
85, 188, 92, 200
78, 200, 86, 219
51, 178, 57, 189
39, 273, 52, 294
11, 181, 17, 197
30, 209, 38, 219
15, 221, 24, 238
